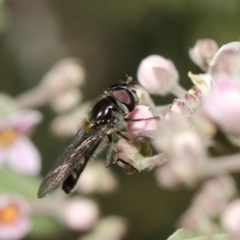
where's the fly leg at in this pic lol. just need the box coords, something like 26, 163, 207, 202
124, 116, 159, 122
105, 134, 117, 168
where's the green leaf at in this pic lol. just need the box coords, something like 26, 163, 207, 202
167, 229, 198, 240
29, 214, 66, 238
0, 166, 42, 199
167, 229, 228, 240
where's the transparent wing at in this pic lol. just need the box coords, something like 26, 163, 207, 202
38, 123, 105, 198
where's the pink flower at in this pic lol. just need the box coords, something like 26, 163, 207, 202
0, 103, 42, 175
0, 194, 31, 240
209, 41, 240, 78
189, 39, 218, 71
62, 197, 99, 231
137, 55, 183, 96
203, 76, 240, 134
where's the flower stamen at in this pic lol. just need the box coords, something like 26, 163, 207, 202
0, 128, 17, 147
0, 203, 19, 225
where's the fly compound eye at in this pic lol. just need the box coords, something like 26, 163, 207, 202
111, 87, 136, 112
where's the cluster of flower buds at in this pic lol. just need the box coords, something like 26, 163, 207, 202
111, 39, 240, 238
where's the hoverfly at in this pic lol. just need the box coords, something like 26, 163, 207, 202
38, 77, 143, 198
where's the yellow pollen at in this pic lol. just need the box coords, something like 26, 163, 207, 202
0, 128, 17, 147
0, 204, 19, 225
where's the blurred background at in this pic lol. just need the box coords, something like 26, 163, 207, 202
0, 0, 240, 239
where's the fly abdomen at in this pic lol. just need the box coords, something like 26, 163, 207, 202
62, 157, 88, 193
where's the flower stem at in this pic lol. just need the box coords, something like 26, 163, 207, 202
15, 85, 48, 108
208, 153, 240, 175
171, 84, 187, 99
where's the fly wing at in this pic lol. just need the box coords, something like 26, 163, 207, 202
38, 123, 105, 198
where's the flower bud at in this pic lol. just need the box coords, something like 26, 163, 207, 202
189, 39, 218, 71
137, 55, 179, 95
210, 41, 240, 78
125, 105, 162, 139
203, 76, 240, 134
62, 197, 99, 231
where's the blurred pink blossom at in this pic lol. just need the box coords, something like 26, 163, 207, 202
62, 197, 99, 231
0, 106, 42, 175
77, 162, 118, 194
16, 58, 85, 112
189, 39, 218, 71
155, 125, 207, 188
221, 199, 240, 239
137, 55, 185, 97
0, 194, 31, 240
191, 176, 236, 218
203, 76, 240, 134
210, 41, 240, 78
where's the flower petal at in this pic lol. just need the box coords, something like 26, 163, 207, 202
7, 136, 41, 175
10, 109, 42, 135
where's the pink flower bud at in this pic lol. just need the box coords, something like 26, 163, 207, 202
62, 197, 99, 231
125, 105, 162, 139
210, 41, 240, 78
189, 39, 218, 71
203, 76, 240, 134
137, 55, 179, 95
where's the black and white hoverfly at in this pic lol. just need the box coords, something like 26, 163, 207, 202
37, 77, 146, 198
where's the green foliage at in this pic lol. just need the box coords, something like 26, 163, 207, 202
0, 166, 41, 199
29, 214, 64, 239
167, 229, 228, 240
